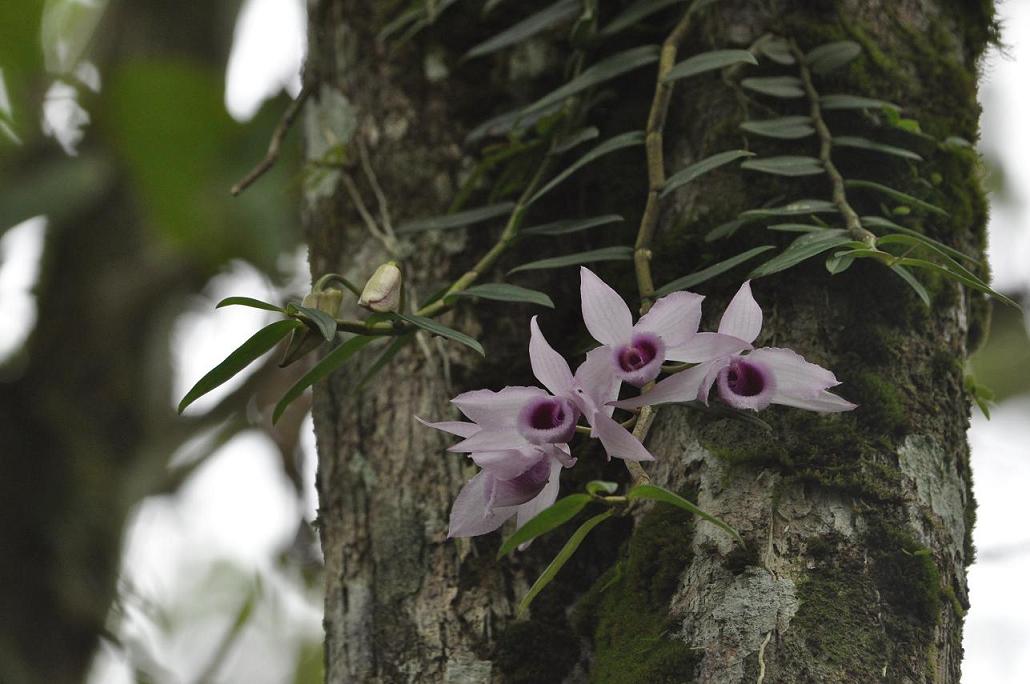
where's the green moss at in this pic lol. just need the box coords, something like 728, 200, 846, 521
494, 621, 581, 684
846, 371, 907, 436
575, 505, 700, 683
866, 521, 941, 632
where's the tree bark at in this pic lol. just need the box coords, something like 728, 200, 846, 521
307, 1, 995, 682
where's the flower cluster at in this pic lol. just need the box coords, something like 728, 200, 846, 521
420, 269, 856, 539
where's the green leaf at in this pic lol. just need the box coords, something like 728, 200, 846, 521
273, 335, 376, 423
497, 494, 593, 558
522, 214, 624, 236
739, 199, 838, 221
819, 94, 900, 111
527, 45, 661, 115
877, 233, 1004, 302
586, 481, 619, 496
895, 258, 1020, 309
518, 509, 614, 616
704, 218, 745, 242
664, 49, 757, 82
397, 202, 515, 233
740, 116, 814, 140
448, 283, 554, 308
216, 297, 284, 313
844, 179, 949, 217
662, 149, 754, 197
654, 245, 775, 297
552, 126, 600, 154
178, 319, 302, 414
600, 0, 686, 36
530, 131, 645, 204
860, 215, 977, 264
833, 136, 922, 161
627, 484, 742, 544
357, 333, 415, 391
291, 305, 339, 341
508, 246, 634, 274
749, 229, 854, 278
767, 223, 828, 233
741, 76, 805, 98
466, 100, 563, 142
890, 264, 931, 307
397, 313, 486, 355
804, 40, 861, 74
741, 155, 824, 177
464, 0, 579, 59
825, 251, 855, 274
755, 35, 794, 65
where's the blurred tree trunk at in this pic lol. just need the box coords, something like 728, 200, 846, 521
307, 1, 994, 682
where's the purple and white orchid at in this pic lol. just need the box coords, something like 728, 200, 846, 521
579, 267, 748, 387
615, 281, 857, 413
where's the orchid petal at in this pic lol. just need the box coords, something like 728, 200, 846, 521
447, 471, 517, 538
612, 360, 717, 409
547, 443, 577, 469
666, 332, 751, 364
718, 281, 762, 344
591, 411, 654, 461
451, 386, 547, 427
580, 267, 633, 346
449, 427, 526, 453
472, 447, 543, 480
529, 317, 574, 396
635, 291, 703, 348
515, 458, 564, 532
491, 456, 552, 508
415, 416, 479, 438
773, 389, 857, 413
574, 347, 621, 417
747, 347, 840, 397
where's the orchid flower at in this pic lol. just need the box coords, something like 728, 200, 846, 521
579, 267, 748, 387
615, 281, 857, 413
418, 418, 574, 538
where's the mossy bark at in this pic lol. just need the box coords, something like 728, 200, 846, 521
306, 1, 993, 682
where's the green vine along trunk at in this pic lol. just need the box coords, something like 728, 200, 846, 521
305, 1, 995, 681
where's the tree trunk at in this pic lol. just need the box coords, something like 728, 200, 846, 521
306, 1, 994, 681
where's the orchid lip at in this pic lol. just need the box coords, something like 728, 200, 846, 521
612, 332, 666, 387
516, 396, 578, 445
488, 456, 552, 509
716, 356, 776, 410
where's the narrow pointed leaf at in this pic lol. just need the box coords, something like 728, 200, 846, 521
552, 126, 599, 154
825, 251, 855, 274
508, 246, 633, 274
216, 297, 285, 313
179, 319, 302, 414
845, 179, 949, 217
530, 131, 645, 204
601, 0, 687, 36
740, 199, 838, 221
805, 40, 861, 74
833, 136, 922, 161
664, 49, 757, 82
518, 509, 613, 616
861, 215, 977, 264
273, 335, 376, 423
896, 257, 1019, 308
357, 333, 415, 391
756, 35, 794, 64
522, 214, 624, 236
819, 94, 900, 111
741, 155, 824, 177
890, 264, 930, 307
397, 313, 486, 355
878, 234, 993, 291
464, 0, 579, 59
586, 481, 619, 496
740, 116, 814, 140
466, 100, 563, 142
749, 229, 854, 278
627, 484, 742, 544
497, 494, 593, 558
704, 218, 745, 242
397, 202, 515, 233
654, 245, 775, 297
527, 45, 661, 115
741, 76, 804, 98
662, 149, 754, 197
767, 223, 828, 233
292, 305, 339, 341
448, 283, 554, 308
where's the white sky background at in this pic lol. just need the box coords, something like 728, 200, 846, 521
0, 0, 1025, 680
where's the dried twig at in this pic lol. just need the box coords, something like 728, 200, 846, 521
231, 83, 313, 196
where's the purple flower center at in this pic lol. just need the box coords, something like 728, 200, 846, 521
488, 455, 552, 509
716, 357, 776, 410
517, 396, 578, 445
612, 332, 666, 387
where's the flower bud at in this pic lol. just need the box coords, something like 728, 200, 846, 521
301, 288, 344, 318
358, 262, 402, 313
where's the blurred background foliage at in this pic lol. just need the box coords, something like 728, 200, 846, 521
0, 0, 1028, 683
